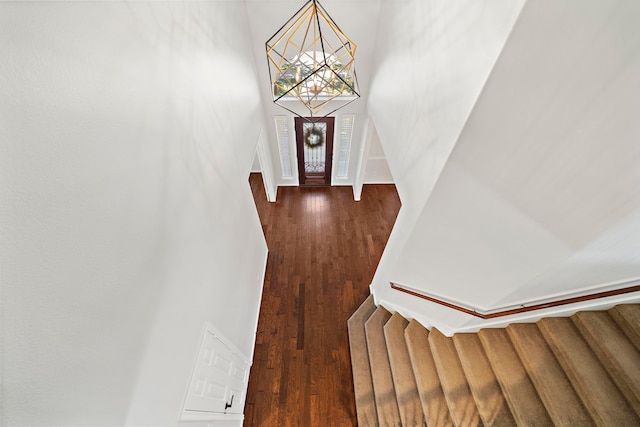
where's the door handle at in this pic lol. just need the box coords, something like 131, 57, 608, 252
225, 394, 234, 410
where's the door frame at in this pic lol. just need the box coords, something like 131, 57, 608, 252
294, 116, 335, 186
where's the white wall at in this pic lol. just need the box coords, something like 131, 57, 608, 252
251, 152, 261, 173
367, 0, 524, 317
0, 2, 266, 426
369, 0, 525, 209
362, 125, 394, 184
370, 0, 640, 334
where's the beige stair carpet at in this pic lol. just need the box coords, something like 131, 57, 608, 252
478, 328, 553, 427
507, 323, 595, 426
365, 306, 401, 427
538, 317, 639, 426
405, 320, 452, 427
572, 310, 640, 416
349, 301, 640, 427
453, 333, 516, 427
429, 328, 482, 427
609, 304, 640, 351
383, 313, 425, 427
348, 295, 379, 427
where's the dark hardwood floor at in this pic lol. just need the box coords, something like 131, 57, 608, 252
245, 174, 401, 426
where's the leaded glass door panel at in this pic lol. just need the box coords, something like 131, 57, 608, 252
294, 117, 334, 186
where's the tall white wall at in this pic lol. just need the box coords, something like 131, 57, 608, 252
371, 0, 640, 334
367, 0, 524, 316
0, 2, 266, 426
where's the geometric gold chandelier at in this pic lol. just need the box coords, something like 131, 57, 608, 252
265, 0, 360, 120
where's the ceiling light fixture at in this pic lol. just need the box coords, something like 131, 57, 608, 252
266, 0, 360, 121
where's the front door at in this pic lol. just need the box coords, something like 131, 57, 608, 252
295, 117, 334, 186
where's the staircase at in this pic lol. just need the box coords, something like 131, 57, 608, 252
348, 296, 640, 426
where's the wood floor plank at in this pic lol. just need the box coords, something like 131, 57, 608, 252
244, 174, 400, 427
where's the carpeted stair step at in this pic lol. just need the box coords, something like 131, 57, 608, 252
429, 328, 482, 427
609, 304, 640, 351
405, 320, 452, 427
453, 333, 516, 426
365, 306, 401, 426
347, 295, 378, 426
384, 313, 425, 427
349, 299, 640, 427
538, 317, 639, 426
507, 323, 595, 426
572, 310, 640, 416
478, 328, 553, 426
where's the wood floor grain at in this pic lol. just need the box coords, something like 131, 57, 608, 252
245, 174, 400, 426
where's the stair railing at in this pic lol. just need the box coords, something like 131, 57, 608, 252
390, 281, 640, 319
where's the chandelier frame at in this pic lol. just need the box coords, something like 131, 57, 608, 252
265, 0, 360, 121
